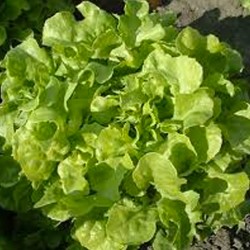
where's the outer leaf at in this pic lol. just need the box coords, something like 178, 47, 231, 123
203, 73, 235, 97
186, 123, 222, 163
60, 194, 113, 218
157, 198, 191, 250
153, 229, 173, 250
223, 48, 243, 74
241, 0, 250, 10
124, 0, 149, 18
34, 180, 63, 208
205, 167, 249, 212
176, 27, 206, 56
0, 177, 32, 212
13, 128, 57, 183
35, 180, 114, 219
118, 14, 141, 48
86, 61, 115, 84
43, 12, 76, 46
106, 203, 156, 245
173, 88, 215, 129
96, 126, 132, 162
143, 49, 203, 95
212, 144, 242, 172
57, 152, 89, 194
76, 1, 118, 51
91, 95, 119, 124
133, 152, 186, 198
0, 156, 20, 188
222, 103, 250, 154
136, 15, 165, 46
5, 38, 52, 78
42, 202, 71, 222
164, 132, 198, 175
74, 219, 125, 250
87, 162, 126, 201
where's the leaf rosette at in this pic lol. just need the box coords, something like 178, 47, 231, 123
0, 1, 249, 249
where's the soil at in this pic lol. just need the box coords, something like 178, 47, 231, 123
191, 215, 250, 250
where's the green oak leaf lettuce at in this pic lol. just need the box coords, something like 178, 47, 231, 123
0, 1, 249, 249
